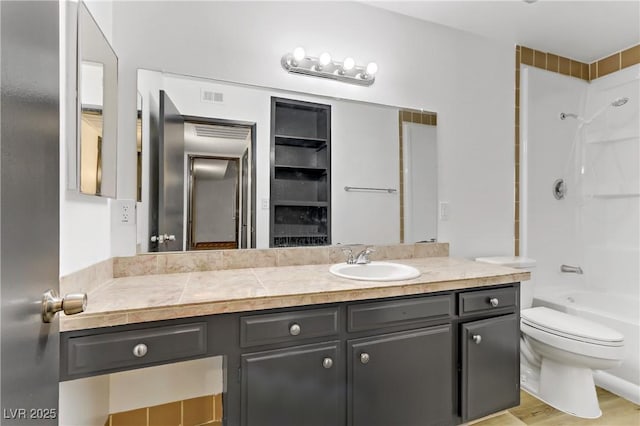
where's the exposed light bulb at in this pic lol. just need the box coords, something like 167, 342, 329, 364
293, 47, 306, 62
366, 62, 378, 76
343, 57, 355, 71
319, 52, 332, 66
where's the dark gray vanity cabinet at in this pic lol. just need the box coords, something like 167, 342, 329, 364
241, 341, 343, 426
348, 326, 453, 426
60, 284, 521, 426
270, 97, 331, 247
458, 285, 520, 423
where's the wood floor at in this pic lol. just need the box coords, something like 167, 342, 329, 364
473, 388, 640, 426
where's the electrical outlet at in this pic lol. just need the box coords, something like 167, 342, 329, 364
118, 200, 136, 225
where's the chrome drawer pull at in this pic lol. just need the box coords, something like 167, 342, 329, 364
472, 334, 482, 344
289, 323, 301, 336
489, 297, 499, 307
133, 343, 148, 358
360, 352, 370, 364
322, 357, 333, 369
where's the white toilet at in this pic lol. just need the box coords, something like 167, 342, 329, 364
475, 256, 625, 419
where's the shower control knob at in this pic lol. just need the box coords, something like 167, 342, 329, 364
472, 334, 482, 345
489, 297, 499, 307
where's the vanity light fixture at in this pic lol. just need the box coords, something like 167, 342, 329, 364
281, 47, 377, 86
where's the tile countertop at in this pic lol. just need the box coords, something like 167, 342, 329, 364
60, 257, 530, 332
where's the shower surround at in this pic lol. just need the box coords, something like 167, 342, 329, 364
520, 63, 640, 404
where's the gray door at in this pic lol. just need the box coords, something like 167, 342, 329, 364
348, 326, 453, 426
240, 149, 248, 249
1, 1, 60, 424
241, 342, 343, 426
461, 314, 520, 422
157, 90, 184, 251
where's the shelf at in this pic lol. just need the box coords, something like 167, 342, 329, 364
274, 201, 328, 207
586, 135, 639, 145
273, 232, 328, 238
274, 135, 327, 148
589, 193, 640, 199
275, 165, 327, 175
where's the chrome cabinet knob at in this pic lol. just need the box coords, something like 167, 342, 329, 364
322, 357, 333, 369
360, 352, 370, 364
133, 343, 148, 358
472, 334, 482, 344
489, 297, 499, 307
42, 289, 87, 323
289, 323, 301, 336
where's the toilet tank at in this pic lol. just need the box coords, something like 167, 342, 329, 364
475, 256, 536, 308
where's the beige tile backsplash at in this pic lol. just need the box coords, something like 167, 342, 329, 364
60, 243, 450, 292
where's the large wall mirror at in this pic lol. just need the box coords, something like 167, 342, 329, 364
137, 69, 437, 253
77, 2, 118, 197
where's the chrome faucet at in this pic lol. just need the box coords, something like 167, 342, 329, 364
354, 247, 376, 264
561, 264, 583, 274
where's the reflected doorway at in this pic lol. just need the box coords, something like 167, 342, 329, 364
188, 156, 240, 250
183, 120, 254, 250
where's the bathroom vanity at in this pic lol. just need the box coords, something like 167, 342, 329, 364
59, 255, 526, 426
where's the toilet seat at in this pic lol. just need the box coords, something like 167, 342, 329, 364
521, 307, 624, 346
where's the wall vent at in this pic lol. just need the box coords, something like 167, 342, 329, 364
193, 124, 249, 140
201, 89, 224, 104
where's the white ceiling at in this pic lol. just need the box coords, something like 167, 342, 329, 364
368, 0, 640, 63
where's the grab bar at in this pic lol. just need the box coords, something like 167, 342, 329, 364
344, 186, 397, 193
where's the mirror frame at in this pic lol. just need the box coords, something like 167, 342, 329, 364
75, 1, 119, 198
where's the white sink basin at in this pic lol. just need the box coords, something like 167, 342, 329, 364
329, 261, 421, 282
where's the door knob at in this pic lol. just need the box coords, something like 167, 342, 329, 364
42, 289, 87, 323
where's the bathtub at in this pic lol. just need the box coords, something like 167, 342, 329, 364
533, 289, 640, 404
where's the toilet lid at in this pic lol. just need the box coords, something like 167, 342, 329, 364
521, 307, 624, 346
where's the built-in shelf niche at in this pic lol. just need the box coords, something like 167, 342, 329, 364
270, 97, 331, 248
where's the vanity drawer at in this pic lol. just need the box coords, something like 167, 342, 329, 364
348, 294, 453, 332
458, 286, 518, 316
66, 322, 207, 376
240, 308, 339, 348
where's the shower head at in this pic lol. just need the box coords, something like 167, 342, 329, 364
559, 112, 582, 121
611, 97, 629, 107
560, 96, 630, 123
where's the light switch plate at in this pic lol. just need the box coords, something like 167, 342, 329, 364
439, 201, 450, 221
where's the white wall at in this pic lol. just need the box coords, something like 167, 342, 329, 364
59, 376, 110, 426
522, 66, 588, 290
581, 64, 640, 297
523, 63, 640, 299
112, 1, 516, 259
60, 0, 113, 276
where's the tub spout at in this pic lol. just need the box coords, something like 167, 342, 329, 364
561, 264, 583, 274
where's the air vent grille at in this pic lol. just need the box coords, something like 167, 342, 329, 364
201, 90, 223, 103
193, 124, 250, 140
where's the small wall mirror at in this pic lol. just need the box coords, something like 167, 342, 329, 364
77, 1, 118, 198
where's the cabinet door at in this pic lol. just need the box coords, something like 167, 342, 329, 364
461, 314, 520, 422
241, 341, 343, 426
348, 326, 453, 426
